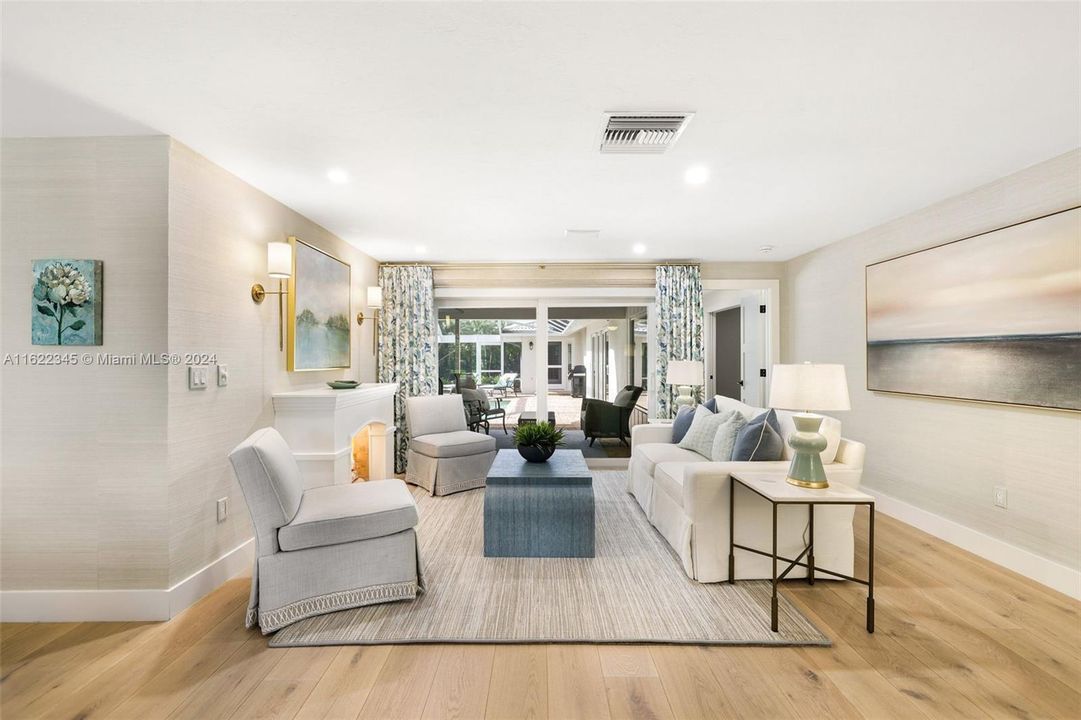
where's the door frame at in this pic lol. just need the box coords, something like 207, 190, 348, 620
701, 279, 780, 404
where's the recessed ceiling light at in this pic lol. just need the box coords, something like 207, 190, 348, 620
326, 168, 349, 184
632, 243, 647, 255
759, 245, 775, 254
415, 244, 428, 254
684, 165, 710, 185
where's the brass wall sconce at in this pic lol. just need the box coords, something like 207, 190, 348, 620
366, 286, 383, 354
251, 241, 292, 351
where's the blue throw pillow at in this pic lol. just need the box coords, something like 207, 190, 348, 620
703, 396, 717, 413
670, 404, 701, 444
731, 409, 785, 461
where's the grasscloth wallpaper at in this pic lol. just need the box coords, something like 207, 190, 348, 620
1, 136, 378, 591
1, 137, 171, 589
783, 149, 1081, 570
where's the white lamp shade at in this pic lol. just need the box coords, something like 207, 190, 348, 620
266, 242, 292, 279
769, 363, 850, 411
366, 286, 383, 308
666, 360, 704, 386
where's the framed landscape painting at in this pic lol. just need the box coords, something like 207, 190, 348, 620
32, 259, 103, 345
866, 206, 1081, 412
287, 237, 351, 372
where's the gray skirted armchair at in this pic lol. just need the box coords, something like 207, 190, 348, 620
581, 385, 644, 446
229, 427, 424, 634
405, 394, 497, 495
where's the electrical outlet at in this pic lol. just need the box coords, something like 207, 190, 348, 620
217, 364, 229, 387
217, 497, 228, 523
993, 487, 1007, 509
188, 365, 209, 390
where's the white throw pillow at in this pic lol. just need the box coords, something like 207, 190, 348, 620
678, 407, 738, 459
710, 412, 748, 461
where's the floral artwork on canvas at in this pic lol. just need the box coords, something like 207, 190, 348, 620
31, 259, 103, 345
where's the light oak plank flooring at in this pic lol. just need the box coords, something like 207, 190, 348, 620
2, 514, 1079, 719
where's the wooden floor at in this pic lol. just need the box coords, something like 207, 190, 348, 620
2, 513, 1079, 719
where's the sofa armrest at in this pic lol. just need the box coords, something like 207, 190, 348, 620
834, 438, 866, 472
681, 461, 788, 519
630, 423, 674, 450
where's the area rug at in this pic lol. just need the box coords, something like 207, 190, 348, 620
269, 471, 829, 647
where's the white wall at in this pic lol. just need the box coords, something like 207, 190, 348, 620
783, 149, 1081, 576
166, 140, 378, 586
1, 137, 171, 590
0, 136, 378, 607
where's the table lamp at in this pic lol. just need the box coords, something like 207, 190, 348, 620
666, 360, 704, 409
768, 363, 850, 489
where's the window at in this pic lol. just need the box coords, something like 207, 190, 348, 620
548, 341, 562, 385
459, 343, 477, 378
438, 342, 457, 382
503, 342, 521, 374
480, 344, 502, 385
460, 319, 500, 335
547, 341, 562, 366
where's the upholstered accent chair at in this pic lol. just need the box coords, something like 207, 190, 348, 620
405, 394, 497, 495
581, 385, 644, 446
229, 428, 424, 634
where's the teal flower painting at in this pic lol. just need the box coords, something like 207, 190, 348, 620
32, 259, 103, 345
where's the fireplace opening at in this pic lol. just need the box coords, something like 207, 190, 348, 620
352, 425, 372, 482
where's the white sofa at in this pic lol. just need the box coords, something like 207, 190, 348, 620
629, 395, 865, 583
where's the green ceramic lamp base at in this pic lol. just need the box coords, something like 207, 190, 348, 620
786, 413, 829, 489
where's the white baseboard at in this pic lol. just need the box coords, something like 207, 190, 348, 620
866, 488, 1081, 600
0, 539, 253, 622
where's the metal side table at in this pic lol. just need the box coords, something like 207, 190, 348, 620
728, 470, 876, 633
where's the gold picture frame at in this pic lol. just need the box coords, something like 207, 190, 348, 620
286, 236, 352, 372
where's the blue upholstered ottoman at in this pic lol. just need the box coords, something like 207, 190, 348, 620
483, 449, 595, 558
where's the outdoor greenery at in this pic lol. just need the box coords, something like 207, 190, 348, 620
513, 422, 566, 449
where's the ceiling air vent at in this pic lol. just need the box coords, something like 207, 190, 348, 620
599, 112, 694, 154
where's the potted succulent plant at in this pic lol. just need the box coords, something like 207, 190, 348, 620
514, 422, 566, 463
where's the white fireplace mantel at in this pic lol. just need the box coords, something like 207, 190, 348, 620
273, 382, 398, 488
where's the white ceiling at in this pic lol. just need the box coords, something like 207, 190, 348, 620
3, 2, 1079, 263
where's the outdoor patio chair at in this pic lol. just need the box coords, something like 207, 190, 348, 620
581, 385, 644, 446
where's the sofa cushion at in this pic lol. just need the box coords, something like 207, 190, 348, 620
635, 443, 707, 477
654, 461, 693, 506
407, 394, 468, 437
732, 409, 785, 461
678, 407, 738, 459
774, 411, 842, 464
411, 430, 496, 458
710, 412, 748, 461
712, 395, 764, 422
670, 405, 699, 444
278, 479, 418, 552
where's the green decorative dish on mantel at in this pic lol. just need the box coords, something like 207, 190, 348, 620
327, 380, 360, 390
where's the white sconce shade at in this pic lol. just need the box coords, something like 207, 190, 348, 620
366, 286, 383, 308
666, 360, 704, 386
267, 242, 292, 279
769, 363, 851, 412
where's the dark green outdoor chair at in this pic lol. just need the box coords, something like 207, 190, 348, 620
581, 385, 644, 446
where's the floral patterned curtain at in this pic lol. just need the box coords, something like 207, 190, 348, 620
655, 265, 703, 418
377, 265, 438, 472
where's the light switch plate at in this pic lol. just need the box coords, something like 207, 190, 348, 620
188, 365, 208, 390
993, 487, 1007, 509
217, 497, 228, 522
217, 364, 228, 387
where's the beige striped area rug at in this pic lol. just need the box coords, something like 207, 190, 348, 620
269, 471, 829, 647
